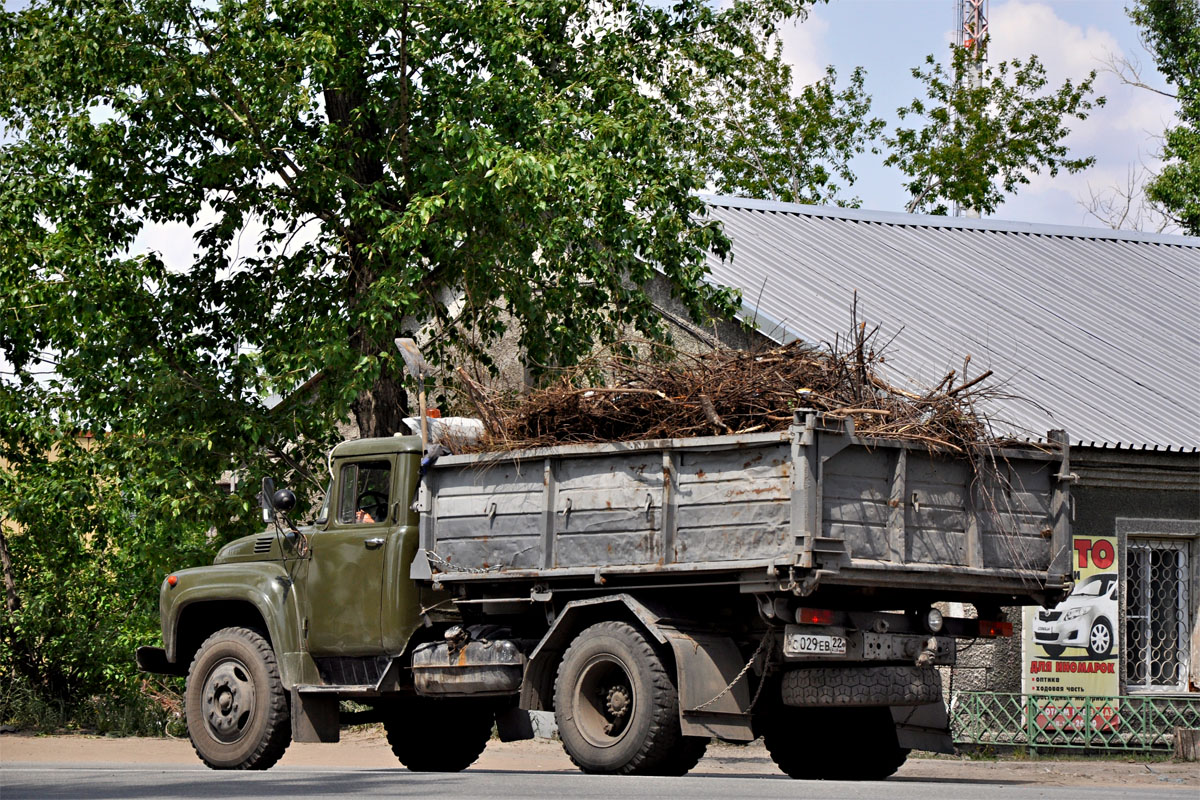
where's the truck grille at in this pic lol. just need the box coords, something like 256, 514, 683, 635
253, 537, 274, 554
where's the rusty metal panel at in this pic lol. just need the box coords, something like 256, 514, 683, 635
819, 446, 891, 561
673, 443, 792, 564
427, 459, 545, 571
552, 452, 663, 568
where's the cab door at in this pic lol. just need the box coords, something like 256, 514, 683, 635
304, 457, 394, 655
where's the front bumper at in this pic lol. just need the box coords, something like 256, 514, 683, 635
1034, 619, 1087, 646
135, 645, 186, 676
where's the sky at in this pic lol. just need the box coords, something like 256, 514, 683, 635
774, 0, 1179, 230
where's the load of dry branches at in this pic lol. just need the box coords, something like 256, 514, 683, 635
456, 312, 1017, 455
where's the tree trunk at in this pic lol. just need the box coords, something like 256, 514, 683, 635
325, 63, 412, 440
352, 372, 410, 439
0, 528, 20, 612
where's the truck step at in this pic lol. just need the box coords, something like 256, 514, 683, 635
295, 684, 379, 696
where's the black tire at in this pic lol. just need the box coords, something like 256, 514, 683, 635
554, 621, 682, 775
185, 627, 291, 770
1087, 617, 1113, 658
646, 735, 709, 777
780, 665, 941, 707
1041, 644, 1066, 657
384, 698, 493, 771
763, 706, 907, 781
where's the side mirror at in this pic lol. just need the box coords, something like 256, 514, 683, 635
261, 477, 277, 523
272, 489, 297, 514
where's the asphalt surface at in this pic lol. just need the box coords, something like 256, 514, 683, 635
2, 761, 1195, 800
3, 734, 1197, 799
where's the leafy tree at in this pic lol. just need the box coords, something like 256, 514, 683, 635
687, 37, 883, 206
0, 404, 215, 731
884, 45, 1104, 216
1128, 0, 1199, 234
0, 0, 814, 723
0, 0, 812, 450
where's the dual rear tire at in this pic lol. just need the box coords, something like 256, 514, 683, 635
762, 704, 909, 780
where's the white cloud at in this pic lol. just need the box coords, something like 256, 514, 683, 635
134, 220, 200, 273
776, 10, 831, 91
990, 2, 1117, 80
987, 1, 1178, 229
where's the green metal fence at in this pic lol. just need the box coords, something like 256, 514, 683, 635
951, 691, 1200, 753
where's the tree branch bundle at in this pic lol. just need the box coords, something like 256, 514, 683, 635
457, 319, 1019, 456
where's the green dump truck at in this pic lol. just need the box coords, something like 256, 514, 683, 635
137, 410, 1073, 778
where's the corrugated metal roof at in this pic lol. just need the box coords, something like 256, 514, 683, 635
699, 195, 1200, 452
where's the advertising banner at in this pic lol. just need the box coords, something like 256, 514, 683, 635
1022, 535, 1120, 730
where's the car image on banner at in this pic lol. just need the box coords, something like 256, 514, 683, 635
1033, 572, 1118, 660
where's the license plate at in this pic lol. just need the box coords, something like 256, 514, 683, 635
785, 632, 847, 656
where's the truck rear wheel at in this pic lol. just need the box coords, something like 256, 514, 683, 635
763, 705, 907, 780
384, 698, 493, 771
649, 735, 709, 776
554, 621, 683, 775
185, 627, 291, 770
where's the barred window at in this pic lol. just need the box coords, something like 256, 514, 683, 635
1125, 539, 1190, 692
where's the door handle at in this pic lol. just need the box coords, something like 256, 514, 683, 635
364, 537, 385, 549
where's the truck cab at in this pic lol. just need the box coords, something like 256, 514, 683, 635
136, 435, 476, 769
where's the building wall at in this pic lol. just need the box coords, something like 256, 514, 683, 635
1075, 449, 1199, 694
974, 449, 1200, 696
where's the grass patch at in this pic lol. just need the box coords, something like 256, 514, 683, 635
0, 674, 185, 738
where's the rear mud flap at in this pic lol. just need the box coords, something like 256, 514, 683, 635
892, 700, 955, 754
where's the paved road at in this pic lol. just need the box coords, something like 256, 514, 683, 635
2, 762, 1195, 800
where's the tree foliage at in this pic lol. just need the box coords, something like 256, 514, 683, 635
0, 0, 815, 725
1129, 0, 1200, 234
883, 45, 1104, 216
0, 408, 216, 731
686, 36, 883, 206
0, 0, 811, 447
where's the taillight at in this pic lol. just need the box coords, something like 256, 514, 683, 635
795, 607, 835, 625
978, 619, 1013, 637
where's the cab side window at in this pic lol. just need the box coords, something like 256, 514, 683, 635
337, 460, 391, 525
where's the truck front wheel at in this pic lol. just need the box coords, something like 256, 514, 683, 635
554, 621, 683, 775
383, 698, 494, 771
185, 627, 291, 770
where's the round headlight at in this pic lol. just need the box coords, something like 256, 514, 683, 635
925, 608, 944, 633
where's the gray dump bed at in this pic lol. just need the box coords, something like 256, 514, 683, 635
412, 413, 1072, 600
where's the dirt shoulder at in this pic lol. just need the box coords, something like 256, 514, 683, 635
1, 731, 1196, 787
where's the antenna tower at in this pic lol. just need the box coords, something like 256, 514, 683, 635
957, 0, 989, 60
955, 0, 988, 217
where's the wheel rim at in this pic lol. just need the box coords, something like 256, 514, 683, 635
1090, 623, 1110, 654
571, 653, 636, 749
201, 657, 257, 744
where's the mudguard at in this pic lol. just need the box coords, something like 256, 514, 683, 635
159, 562, 317, 688
521, 594, 755, 741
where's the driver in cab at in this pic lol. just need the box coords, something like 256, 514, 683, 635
340, 460, 390, 525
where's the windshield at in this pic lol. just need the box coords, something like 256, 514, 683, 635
1073, 574, 1114, 597
315, 480, 332, 525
